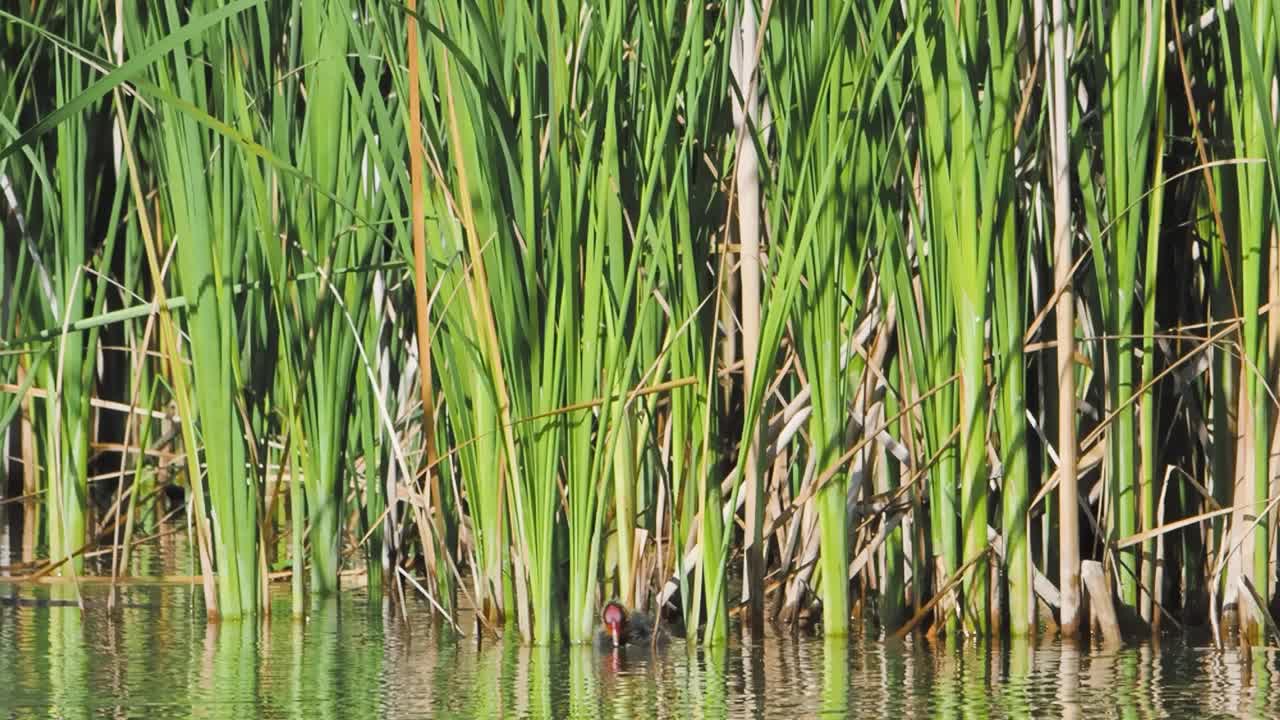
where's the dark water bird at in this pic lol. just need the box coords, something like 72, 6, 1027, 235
596, 600, 661, 651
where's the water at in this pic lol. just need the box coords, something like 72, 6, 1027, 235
1, 584, 1278, 719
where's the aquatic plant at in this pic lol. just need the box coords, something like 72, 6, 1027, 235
2, 0, 1279, 647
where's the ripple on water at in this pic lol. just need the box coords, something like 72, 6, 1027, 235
1, 587, 1278, 719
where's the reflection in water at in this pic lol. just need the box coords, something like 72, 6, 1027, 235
48, 586, 87, 720
568, 646, 597, 718
200, 619, 259, 719
3, 587, 1280, 718
932, 635, 960, 719
1003, 636, 1032, 718
703, 642, 728, 718
821, 636, 847, 717
1253, 646, 1275, 716
1058, 640, 1082, 719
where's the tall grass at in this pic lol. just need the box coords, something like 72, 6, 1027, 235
4, 0, 1280, 646
910, 0, 1023, 635
1212, 0, 1280, 640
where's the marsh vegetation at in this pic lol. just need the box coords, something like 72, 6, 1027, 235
2, 0, 1279, 649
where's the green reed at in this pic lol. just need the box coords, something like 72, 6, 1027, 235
4, 1, 1280, 649
1213, 0, 1280, 639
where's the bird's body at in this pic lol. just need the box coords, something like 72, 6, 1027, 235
596, 600, 662, 651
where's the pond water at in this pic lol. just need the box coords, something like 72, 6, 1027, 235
1, 581, 1278, 719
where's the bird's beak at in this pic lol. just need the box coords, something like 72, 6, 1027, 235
610, 624, 621, 647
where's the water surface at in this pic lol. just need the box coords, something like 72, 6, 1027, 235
2, 583, 1278, 718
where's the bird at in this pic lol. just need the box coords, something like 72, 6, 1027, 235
596, 600, 661, 651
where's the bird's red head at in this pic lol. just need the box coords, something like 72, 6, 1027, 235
602, 601, 627, 647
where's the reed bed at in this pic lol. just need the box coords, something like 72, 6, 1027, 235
2, 0, 1280, 645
